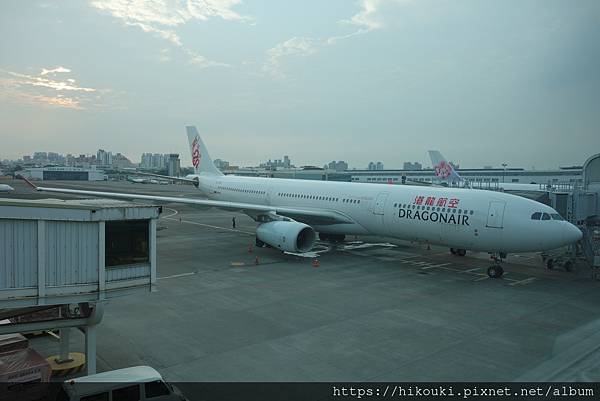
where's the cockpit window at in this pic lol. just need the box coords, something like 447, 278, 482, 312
551, 213, 563, 221
531, 212, 542, 220
542, 213, 551, 220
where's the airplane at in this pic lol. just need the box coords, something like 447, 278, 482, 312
127, 176, 150, 184
0, 184, 14, 193
22, 126, 582, 278
126, 176, 162, 185
428, 150, 551, 192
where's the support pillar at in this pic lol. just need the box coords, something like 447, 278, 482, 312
57, 328, 72, 363
85, 324, 97, 375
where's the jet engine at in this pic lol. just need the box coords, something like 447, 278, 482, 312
255, 221, 316, 253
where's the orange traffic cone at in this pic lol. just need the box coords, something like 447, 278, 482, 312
312, 258, 320, 268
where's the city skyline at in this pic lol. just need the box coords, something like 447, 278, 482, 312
1, 1, 599, 169
0, 147, 585, 171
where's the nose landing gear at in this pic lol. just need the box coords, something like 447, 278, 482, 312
487, 253, 505, 278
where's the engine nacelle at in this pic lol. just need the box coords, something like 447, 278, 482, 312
256, 221, 316, 253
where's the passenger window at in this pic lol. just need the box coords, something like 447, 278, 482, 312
542, 213, 551, 220
113, 384, 140, 401
531, 212, 542, 220
82, 392, 109, 401
145, 381, 170, 398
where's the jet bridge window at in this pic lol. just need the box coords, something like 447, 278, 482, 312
106, 220, 150, 267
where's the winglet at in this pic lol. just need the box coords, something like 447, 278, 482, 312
19, 175, 39, 190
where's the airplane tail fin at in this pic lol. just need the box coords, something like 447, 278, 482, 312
428, 150, 463, 183
186, 126, 223, 176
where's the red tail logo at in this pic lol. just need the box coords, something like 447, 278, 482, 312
434, 161, 452, 179
192, 137, 201, 168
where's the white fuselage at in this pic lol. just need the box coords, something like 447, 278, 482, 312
190, 173, 581, 254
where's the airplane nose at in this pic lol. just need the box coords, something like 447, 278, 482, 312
563, 223, 583, 244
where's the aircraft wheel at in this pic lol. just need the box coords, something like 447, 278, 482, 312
255, 238, 265, 248
546, 259, 554, 270
457, 249, 467, 256
487, 265, 504, 279
450, 248, 457, 255
329, 234, 346, 243
563, 261, 573, 272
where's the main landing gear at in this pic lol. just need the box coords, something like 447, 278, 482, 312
319, 233, 345, 243
486, 253, 505, 279
450, 248, 467, 256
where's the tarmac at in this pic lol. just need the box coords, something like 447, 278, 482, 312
3, 178, 600, 381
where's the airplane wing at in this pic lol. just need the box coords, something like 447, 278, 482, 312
24, 180, 355, 226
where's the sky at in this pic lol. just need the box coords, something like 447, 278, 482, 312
0, 0, 599, 169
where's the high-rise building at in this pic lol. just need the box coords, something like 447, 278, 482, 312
168, 154, 180, 177
33, 152, 48, 162
140, 153, 153, 169
328, 161, 348, 171
96, 149, 114, 167
260, 156, 293, 169
403, 162, 422, 170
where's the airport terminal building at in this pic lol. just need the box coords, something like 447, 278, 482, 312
224, 165, 583, 187
350, 167, 583, 187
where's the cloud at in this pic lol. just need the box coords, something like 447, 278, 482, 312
264, 0, 411, 78
41, 66, 71, 75
0, 68, 104, 110
337, 0, 412, 39
158, 48, 171, 63
89, 0, 250, 68
263, 37, 318, 79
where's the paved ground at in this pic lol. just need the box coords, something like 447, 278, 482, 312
2, 178, 600, 381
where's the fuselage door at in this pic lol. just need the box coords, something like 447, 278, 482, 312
373, 193, 389, 215
486, 201, 506, 228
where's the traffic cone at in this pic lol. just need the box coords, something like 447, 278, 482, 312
312, 258, 320, 268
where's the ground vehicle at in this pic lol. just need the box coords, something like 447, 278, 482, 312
57, 366, 187, 401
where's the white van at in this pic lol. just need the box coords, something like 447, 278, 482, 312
57, 366, 188, 401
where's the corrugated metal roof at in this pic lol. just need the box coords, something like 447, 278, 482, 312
0, 198, 161, 221
0, 198, 154, 210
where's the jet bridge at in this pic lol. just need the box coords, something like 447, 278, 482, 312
546, 154, 600, 272
0, 198, 161, 375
